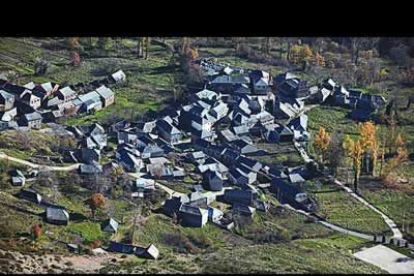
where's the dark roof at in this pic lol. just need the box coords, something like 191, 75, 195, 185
46, 206, 69, 222
79, 163, 103, 174
350, 109, 372, 121
349, 90, 362, 99
274, 72, 298, 84
106, 241, 135, 254
237, 156, 262, 172
19, 188, 42, 204
179, 204, 206, 216
270, 178, 303, 198
209, 75, 250, 84
23, 112, 42, 122
224, 189, 254, 201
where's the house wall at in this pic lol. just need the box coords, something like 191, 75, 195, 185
0, 98, 14, 111
101, 95, 115, 107
47, 218, 68, 225
179, 212, 207, 227
28, 119, 42, 129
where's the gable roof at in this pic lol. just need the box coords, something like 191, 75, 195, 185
111, 70, 126, 82
46, 206, 69, 222
0, 90, 15, 101
287, 114, 308, 131
196, 89, 219, 101
95, 85, 114, 99
59, 86, 77, 97
103, 217, 119, 232
0, 107, 17, 122
23, 112, 42, 121
179, 204, 207, 217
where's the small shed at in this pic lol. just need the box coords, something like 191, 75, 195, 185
135, 244, 160, 260
102, 218, 119, 233
46, 206, 70, 225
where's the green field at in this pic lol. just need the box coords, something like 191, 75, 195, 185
311, 185, 391, 235
360, 187, 414, 238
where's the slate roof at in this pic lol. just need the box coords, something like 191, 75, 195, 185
179, 204, 207, 216
79, 163, 103, 174
79, 91, 101, 103
95, 85, 115, 99
237, 155, 262, 172
102, 218, 119, 233
288, 173, 306, 183
0, 108, 17, 122
0, 90, 14, 101
111, 70, 126, 83
156, 119, 181, 135
46, 206, 69, 222
23, 112, 42, 121
287, 114, 308, 132
196, 89, 219, 101
59, 86, 77, 98
107, 241, 135, 254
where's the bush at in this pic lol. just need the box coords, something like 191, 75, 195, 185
162, 232, 199, 254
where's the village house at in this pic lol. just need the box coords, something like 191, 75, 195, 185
19, 112, 42, 129
274, 125, 294, 143
270, 178, 317, 213
221, 189, 257, 206
74, 148, 100, 165
272, 96, 305, 120
202, 169, 224, 191
102, 218, 119, 233
207, 74, 250, 93
78, 91, 103, 113
11, 169, 26, 186
185, 151, 206, 164
46, 205, 70, 225
19, 188, 42, 205
110, 70, 127, 84
0, 90, 15, 111
107, 241, 135, 254
95, 85, 115, 107
135, 244, 160, 260
79, 163, 103, 174
155, 119, 182, 145
207, 206, 224, 222
0, 107, 17, 130
57, 86, 77, 102
163, 196, 185, 217
116, 149, 143, 172
273, 72, 309, 99
20, 90, 41, 110
249, 70, 271, 95
178, 204, 208, 227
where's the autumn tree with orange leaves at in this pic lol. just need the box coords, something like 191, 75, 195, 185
352, 140, 364, 192
358, 121, 377, 174
382, 133, 409, 181
86, 193, 106, 218
313, 126, 331, 164
31, 223, 42, 240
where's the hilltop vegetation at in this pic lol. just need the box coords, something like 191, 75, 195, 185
1, 37, 413, 273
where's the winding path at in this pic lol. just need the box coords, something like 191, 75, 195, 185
0, 152, 80, 171
283, 204, 375, 241
293, 142, 403, 239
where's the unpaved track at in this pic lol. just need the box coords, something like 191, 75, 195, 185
0, 152, 80, 171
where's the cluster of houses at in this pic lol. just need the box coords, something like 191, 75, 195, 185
99, 61, 325, 228
318, 78, 387, 121
5, 57, 389, 259
197, 57, 386, 122
0, 70, 124, 131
